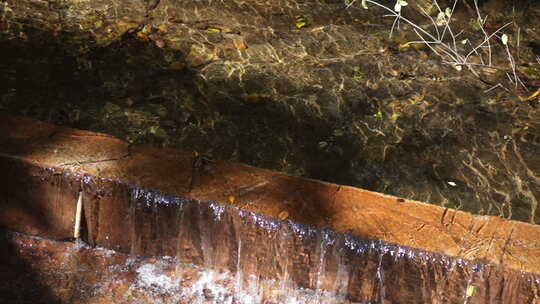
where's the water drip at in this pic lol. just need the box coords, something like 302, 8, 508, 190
277, 225, 293, 301
128, 188, 141, 255
198, 202, 214, 269
175, 200, 186, 277
376, 250, 386, 304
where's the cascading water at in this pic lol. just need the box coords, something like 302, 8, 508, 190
2, 163, 539, 303
121, 183, 361, 303
101, 182, 512, 303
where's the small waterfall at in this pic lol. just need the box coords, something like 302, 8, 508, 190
63, 178, 537, 303
174, 199, 186, 277
128, 188, 140, 255
198, 202, 215, 269
2, 146, 539, 303
376, 250, 386, 304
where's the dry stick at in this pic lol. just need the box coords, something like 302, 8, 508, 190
384, 15, 464, 67
431, 0, 456, 50
445, 17, 458, 54
516, 27, 521, 61
463, 22, 512, 63
409, 27, 465, 66
367, 1, 467, 66
468, 40, 486, 65
484, 83, 508, 93
506, 72, 515, 86
409, 29, 449, 59
503, 31, 527, 90
436, 0, 505, 72
410, 27, 483, 77
504, 44, 519, 88
388, 9, 403, 37
351, 0, 513, 84
419, 7, 441, 40
440, 0, 459, 51
473, 0, 492, 66
74, 191, 83, 239
353, 0, 439, 42
445, 61, 503, 68
430, 1, 444, 39
409, 28, 458, 64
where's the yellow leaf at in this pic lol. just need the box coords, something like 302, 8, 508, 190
204, 27, 222, 33
135, 32, 149, 40
518, 89, 540, 101
232, 38, 246, 50
398, 42, 411, 49
352, 66, 364, 79
219, 26, 235, 33
141, 25, 152, 34
295, 16, 309, 29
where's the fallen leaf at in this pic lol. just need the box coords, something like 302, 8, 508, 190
135, 32, 149, 41
232, 38, 246, 50
204, 27, 222, 34
518, 88, 540, 102
295, 16, 309, 29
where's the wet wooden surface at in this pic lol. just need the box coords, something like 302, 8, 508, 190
1, 113, 539, 275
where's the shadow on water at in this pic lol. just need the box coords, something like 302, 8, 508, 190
1, 0, 540, 231
0, 23, 366, 186
0, 24, 381, 302
0, 22, 539, 300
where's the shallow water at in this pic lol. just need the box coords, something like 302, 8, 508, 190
1, 0, 539, 224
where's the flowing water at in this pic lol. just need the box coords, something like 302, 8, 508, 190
2, 0, 540, 225
2, 1, 540, 302
65, 173, 537, 303
0, 163, 539, 303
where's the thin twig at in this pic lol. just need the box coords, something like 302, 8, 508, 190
484, 83, 507, 93
516, 26, 521, 61
464, 22, 512, 63
347, 0, 519, 87
473, 0, 492, 66
441, 0, 459, 51
419, 7, 440, 41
